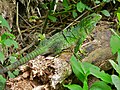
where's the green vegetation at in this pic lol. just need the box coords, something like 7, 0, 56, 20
0, 15, 19, 89
63, 30, 120, 90
1, 0, 120, 90
64, 8, 120, 90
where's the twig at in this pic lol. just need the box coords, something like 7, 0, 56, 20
63, 4, 100, 30
16, 40, 36, 55
36, 7, 41, 17
63, 11, 88, 30
18, 14, 32, 27
16, 2, 23, 41
110, 28, 120, 39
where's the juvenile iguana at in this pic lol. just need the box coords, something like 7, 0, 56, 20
0, 13, 102, 74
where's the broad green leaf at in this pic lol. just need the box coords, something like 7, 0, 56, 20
0, 15, 12, 32
13, 40, 18, 48
63, 0, 70, 10
117, 50, 120, 66
72, 10, 78, 18
63, 84, 83, 90
9, 56, 17, 63
0, 75, 6, 90
109, 60, 120, 75
90, 68, 112, 84
8, 71, 15, 78
77, 2, 86, 13
70, 55, 85, 82
85, 6, 91, 11
82, 62, 100, 76
0, 51, 5, 64
4, 38, 14, 47
117, 13, 120, 22
90, 81, 112, 90
112, 75, 120, 90
101, 10, 110, 17
4, 32, 15, 39
1, 32, 18, 48
110, 35, 120, 54
63, 0, 68, 7
1, 33, 7, 41
48, 15, 57, 22
3, 38, 18, 48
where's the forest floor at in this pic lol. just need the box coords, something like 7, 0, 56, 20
0, 0, 118, 90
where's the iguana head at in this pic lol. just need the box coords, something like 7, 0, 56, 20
80, 13, 102, 27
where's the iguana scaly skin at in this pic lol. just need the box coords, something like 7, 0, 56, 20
0, 13, 102, 74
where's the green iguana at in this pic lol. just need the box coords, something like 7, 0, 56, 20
0, 13, 102, 74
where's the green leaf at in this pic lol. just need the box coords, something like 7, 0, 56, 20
117, 0, 120, 3
0, 32, 16, 46
38, 33, 46, 41
117, 50, 120, 66
63, 0, 70, 10
9, 56, 17, 64
4, 38, 14, 47
82, 62, 100, 76
4, 32, 15, 39
112, 75, 120, 90
70, 55, 85, 82
101, 10, 110, 17
72, 10, 78, 18
63, 84, 83, 90
1, 33, 7, 41
3, 38, 18, 48
48, 15, 57, 22
8, 71, 15, 78
109, 60, 120, 75
0, 51, 5, 64
90, 68, 112, 84
13, 40, 18, 48
117, 13, 120, 22
0, 15, 12, 32
90, 81, 112, 90
110, 35, 120, 54
1, 32, 15, 41
77, 2, 86, 13
63, 0, 68, 7
0, 75, 6, 90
